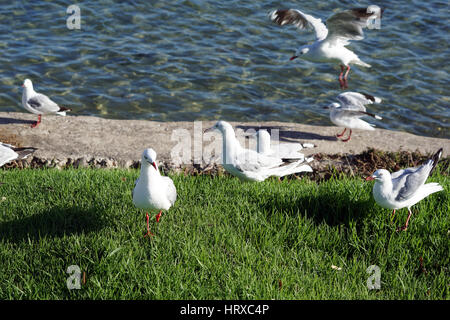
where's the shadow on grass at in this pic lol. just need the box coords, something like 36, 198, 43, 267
0, 206, 106, 243
236, 125, 337, 142
262, 191, 373, 227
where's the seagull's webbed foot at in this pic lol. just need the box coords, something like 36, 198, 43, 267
31, 115, 41, 128
340, 129, 352, 142
336, 128, 347, 138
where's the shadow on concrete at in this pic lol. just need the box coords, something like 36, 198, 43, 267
0, 206, 106, 243
0, 116, 35, 125
236, 125, 337, 142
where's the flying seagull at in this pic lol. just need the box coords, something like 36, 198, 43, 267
132, 148, 177, 237
366, 148, 444, 231
22, 79, 72, 128
324, 91, 383, 142
270, 5, 383, 88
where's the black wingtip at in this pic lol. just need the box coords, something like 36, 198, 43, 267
430, 148, 443, 175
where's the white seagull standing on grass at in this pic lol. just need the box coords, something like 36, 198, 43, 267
366, 148, 444, 231
324, 91, 383, 142
269, 5, 384, 88
255, 129, 314, 162
204, 121, 313, 182
22, 79, 72, 128
133, 148, 177, 237
0, 143, 37, 167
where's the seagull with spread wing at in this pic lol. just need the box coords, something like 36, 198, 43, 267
22, 79, 72, 128
270, 5, 383, 88
324, 91, 383, 142
366, 148, 444, 231
204, 121, 312, 182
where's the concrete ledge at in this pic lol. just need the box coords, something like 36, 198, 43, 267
0, 112, 449, 170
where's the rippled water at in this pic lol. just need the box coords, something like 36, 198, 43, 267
0, 0, 448, 138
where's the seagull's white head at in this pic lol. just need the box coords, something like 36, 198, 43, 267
141, 148, 157, 170
22, 79, 33, 89
324, 102, 340, 110
204, 120, 233, 134
291, 46, 311, 61
366, 169, 391, 182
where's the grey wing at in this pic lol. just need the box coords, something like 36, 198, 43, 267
132, 177, 139, 199
28, 93, 60, 113
337, 109, 379, 119
390, 167, 419, 179
337, 92, 381, 111
0, 143, 18, 167
325, 5, 383, 44
163, 176, 177, 205
270, 9, 328, 40
393, 164, 431, 202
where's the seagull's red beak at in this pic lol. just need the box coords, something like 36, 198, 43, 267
290, 55, 298, 61
365, 176, 375, 181
152, 162, 157, 170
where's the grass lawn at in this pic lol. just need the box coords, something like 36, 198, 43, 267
0, 167, 448, 299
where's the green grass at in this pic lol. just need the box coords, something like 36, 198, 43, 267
0, 168, 448, 299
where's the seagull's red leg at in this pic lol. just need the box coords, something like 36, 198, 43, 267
155, 210, 162, 223
31, 114, 41, 128
144, 212, 154, 237
343, 65, 350, 88
338, 65, 345, 89
397, 209, 412, 232
390, 209, 396, 223
341, 129, 352, 142
336, 128, 347, 138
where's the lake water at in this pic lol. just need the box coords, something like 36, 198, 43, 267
0, 0, 448, 138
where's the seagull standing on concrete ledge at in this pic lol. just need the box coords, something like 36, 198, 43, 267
133, 148, 177, 237
269, 5, 383, 88
324, 91, 383, 142
22, 79, 72, 128
0, 143, 37, 167
366, 148, 443, 231
204, 121, 312, 182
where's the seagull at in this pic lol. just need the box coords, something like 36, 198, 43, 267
270, 5, 383, 88
204, 121, 313, 182
324, 91, 383, 142
255, 129, 314, 162
366, 148, 444, 231
0, 142, 37, 167
132, 148, 177, 237
22, 79, 72, 128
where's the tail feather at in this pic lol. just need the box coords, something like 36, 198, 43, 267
57, 106, 71, 116
13, 147, 37, 160
352, 59, 371, 68
272, 161, 313, 177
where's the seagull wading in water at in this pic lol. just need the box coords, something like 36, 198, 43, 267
324, 91, 383, 142
270, 5, 383, 89
204, 121, 312, 182
133, 148, 177, 237
22, 79, 71, 128
366, 148, 443, 231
